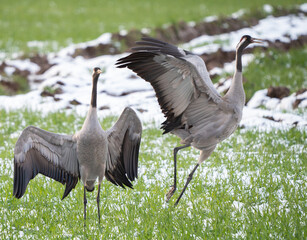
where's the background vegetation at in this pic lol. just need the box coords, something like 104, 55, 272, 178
239, 46, 306, 101
0, 0, 306, 239
0, 0, 305, 54
0, 110, 306, 239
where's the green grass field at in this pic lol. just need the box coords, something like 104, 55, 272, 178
0, 0, 305, 54
0, 109, 306, 239
239, 46, 307, 101
1, 0, 306, 239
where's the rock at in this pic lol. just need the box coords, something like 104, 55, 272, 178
263, 116, 281, 122
99, 105, 110, 111
69, 99, 81, 105
0, 80, 20, 93
293, 99, 303, 109
40, 90, 54, 97
296, 88, 306, 96
293, 88, 307, 109
40, 86, 63, 97
137, 108, 147, 113
267, 86, 290, 99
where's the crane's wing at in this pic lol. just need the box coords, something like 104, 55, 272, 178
116, 37, 222, 133
179, 95, 236, 147
105, 107, 142, 189
13, 126, 79, 200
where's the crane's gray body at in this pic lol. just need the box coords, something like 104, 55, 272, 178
75, 107, 108, 191
117, 38, 246, 163
13, 69, 142, 202
116, 36, 256, 205
175, 71, 245, 156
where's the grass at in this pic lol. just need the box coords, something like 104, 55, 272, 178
0, 0, 305, 55
1, 44, 306, 98
0, 75, 30, 96
213, 45, 307, 101
0, 0, 306, 238
243, 46, 307, 101
0, 109, 306, 239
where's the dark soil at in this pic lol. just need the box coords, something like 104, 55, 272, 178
29, 54, 55, 75
293, 88, 307, 109
267, 86, 290, 99
1, 6, 306, 96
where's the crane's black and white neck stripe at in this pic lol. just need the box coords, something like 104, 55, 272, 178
91, 67, 102, 108
236, 35, 252, 72
235, 35, 264, 72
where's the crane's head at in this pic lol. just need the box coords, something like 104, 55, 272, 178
92, 67, 102, 79
236, 35, 264, 51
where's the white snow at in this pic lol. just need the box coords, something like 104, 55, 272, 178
300, 3, 307, 12
248, 89, 307, 112
185, 14, 307, 54
5, 59, 40, 73
203, 16, 218, 22
0, 8, 306, 239
0, 11, 306, 130
231, 9, 246, 19
241, 107, 307, 130
141, 28, 151, 34
263, 4, 273, 13
4, 66, 15, 76
210, 54, 255, 77
119, 29, 128, 36
242, 89, 307, 130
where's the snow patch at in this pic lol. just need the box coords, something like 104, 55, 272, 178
4, 66, 15, 76
248, 89, 307, 111
0, 13, 306, 131
263, 4, 273, 13
185, 14, 307, 54
300, 3, 307, 12
5, 59, 40, 73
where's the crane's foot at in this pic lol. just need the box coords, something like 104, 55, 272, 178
166, 185, 176, 202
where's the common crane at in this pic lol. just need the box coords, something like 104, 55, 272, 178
13, 67, 142, 225
116, 35, 263, 205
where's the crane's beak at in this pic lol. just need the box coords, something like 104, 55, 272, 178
97, 69, 102, 74
251, 38, 265, 44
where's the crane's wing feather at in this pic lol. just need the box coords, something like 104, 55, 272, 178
179, 94, 235, 147
106, 107, 142, 188
116, 37, 222, 133
13, 126, 79, 200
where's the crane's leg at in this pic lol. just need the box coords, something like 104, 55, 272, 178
174, 163, 199, 206
97, 183, 101, 224
84, 187, 87, 227
166, 144, 190, 202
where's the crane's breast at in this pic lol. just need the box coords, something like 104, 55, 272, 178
77, 130, 108, 176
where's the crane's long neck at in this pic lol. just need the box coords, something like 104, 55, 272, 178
236, 44, 244, 72
91, 75, 99, 108
82, 74, 101, 131
225, 45, 246, 105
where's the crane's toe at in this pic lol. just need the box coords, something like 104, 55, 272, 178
166, 185, 176, 202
